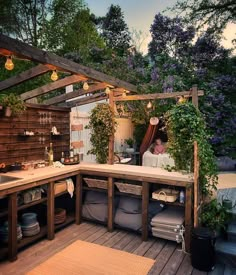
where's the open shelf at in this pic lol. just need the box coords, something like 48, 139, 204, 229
55, 213, 75, 231
18, 225, 47, 249
149, 198, 185, 207
18, 197, 47, 211
83, 186, 107, 193
115, 191, 142, 199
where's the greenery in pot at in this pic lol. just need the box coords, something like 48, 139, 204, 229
124, 138, 134, 148
200, 199, 231, 233
86, 103, 117, 163
165, 102, 218, 195
0, 93, 26, 116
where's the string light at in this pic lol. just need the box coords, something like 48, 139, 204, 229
83, 82, 89, 90
122, 91, 126, 98
178, 96, 186, 104
5, 56, 14, 70
51, 70, 58, 81
147, 101, 152, 109
105, 87, 110, 95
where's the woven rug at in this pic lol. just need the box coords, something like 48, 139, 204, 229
27, 240, 155, 275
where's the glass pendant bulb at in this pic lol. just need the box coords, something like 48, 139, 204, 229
147, 101, 152, 109
105, 87, 110, 95
51, 70, 58, 81
5, 56, 14, 70
83, 82, 89, 90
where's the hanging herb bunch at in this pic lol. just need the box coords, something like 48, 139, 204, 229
165, 102, 218, 195
86, 103, 117, 163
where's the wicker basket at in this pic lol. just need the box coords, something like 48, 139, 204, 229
23, 188, 42, 204
115, 182, 142, 196
152, 188, 179, 202
54, 181, 67, 195
84, 178, 108, 189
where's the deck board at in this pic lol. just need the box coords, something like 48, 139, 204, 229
0, 222, 233, 275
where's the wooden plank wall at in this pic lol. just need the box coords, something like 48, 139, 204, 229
0, 105, 70, 165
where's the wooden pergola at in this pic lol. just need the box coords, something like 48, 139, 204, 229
0, 34, 203, 229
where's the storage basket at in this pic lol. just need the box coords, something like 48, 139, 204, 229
23, 188, 42, 204
115, 182, 142, 196
152, 188, 179, 202
84, 178, 108, 189
54, 181, 67, 195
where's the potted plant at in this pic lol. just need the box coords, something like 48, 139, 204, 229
0, 93, 26, 117
125, 138, 135, 153
200, 199, 231, 236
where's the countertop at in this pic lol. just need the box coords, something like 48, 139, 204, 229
0, 162, 193, 193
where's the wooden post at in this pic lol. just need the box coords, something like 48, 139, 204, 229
192, 85, 198, 108
185, 185, 193, 253
108, 90, 115, 165
194, 141, 199, 227
107, 177, 114, 232
8, 193, 18, 261
47, 181, 55, 240
142, 181, 149, 241
75, 174, 82, 225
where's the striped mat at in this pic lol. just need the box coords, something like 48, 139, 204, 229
27, 239, 155, 275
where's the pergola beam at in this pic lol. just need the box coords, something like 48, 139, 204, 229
114, 90, 204, 102
44, 82, 107, 105
20, 75, 86, 100
0, 64, 50, 91
66, 92, 107, 107
0, 34, 137, 93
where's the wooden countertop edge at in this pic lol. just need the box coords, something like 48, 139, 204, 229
0, 163, 193, 194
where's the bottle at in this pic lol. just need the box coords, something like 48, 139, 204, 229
179, 190, 185, 204
61, 152, 65, 163
48, 143, 54, 166
70, 146, 74, 158
44, 146, 48, 162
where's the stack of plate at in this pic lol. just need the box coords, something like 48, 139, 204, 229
21, 213, 40, 237
54, 208, 66, 224
0, 222, 22, 243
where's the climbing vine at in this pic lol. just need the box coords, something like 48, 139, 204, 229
165, 102, 218, 195
86, 103, 116, 163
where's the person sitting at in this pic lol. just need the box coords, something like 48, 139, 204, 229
153, 138, 166, 155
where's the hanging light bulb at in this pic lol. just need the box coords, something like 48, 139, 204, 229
122, 91, 127, 98
105, 87, 110, 95
178, 96, 186, 104
5, 56, 14, 70
83, 82, 89, 90
51, 70, 58, 81
147, 101, 152, 109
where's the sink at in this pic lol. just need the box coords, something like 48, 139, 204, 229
0, 175, 22, 184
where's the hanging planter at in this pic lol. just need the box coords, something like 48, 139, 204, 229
0, 93, 26, 117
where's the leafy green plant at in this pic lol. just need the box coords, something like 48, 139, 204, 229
86, 103, 117, 163
165, 102, 218, 195
124, 138, 134, 147
0, 93, 26, 116
200, 199, 231, 231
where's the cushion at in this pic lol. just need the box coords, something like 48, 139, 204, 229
151, 206, 184, 226
84, 191, 107, 205
114, 208, 142, 231
82, 204, 107, 222
118, 197, 141, 214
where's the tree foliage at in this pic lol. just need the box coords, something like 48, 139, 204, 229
171, 0, 236, 34
98, 4, 131, 55
0, 0, 50, 47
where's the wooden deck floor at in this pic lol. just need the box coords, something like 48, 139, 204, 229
0, 222, 235, 275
